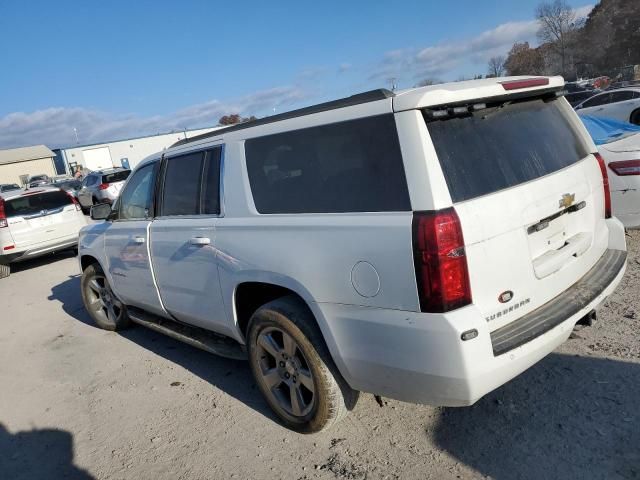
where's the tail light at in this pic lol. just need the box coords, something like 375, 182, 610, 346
412, 208, 472, 313
608, 160, 640, 176
0, 198, 7, 228
594, 153, 612, 219
98, 183, 109, 190
65, 191, 82, 211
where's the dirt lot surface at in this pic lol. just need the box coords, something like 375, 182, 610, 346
1, 233, 639, 480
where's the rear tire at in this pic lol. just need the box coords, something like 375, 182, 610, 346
81, 263, 130, 331
630, 109, 640, 126
0, 263, 10, 279
247, 295, 358, 433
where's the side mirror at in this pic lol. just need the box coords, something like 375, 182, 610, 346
90, 203, 113, 221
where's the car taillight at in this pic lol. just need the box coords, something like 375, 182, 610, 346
0, 198, 7, 228
65, 191, 82, 211
412, 208, 472, 313
98, 183, 109, 190
608, 159, 640, 176
595, 153, 612, 219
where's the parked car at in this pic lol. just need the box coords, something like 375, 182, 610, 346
581, 115, 640, 229
0, 184, 22, 193
565, 90, 599, 107
49, 178, 82, 200
575, 87, 640, 124
77, 168, 131, 212
26, 174, 52, 189
0, 187, 87, 278
78, 76, 627, 432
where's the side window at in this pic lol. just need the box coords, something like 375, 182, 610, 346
201, 148, 222, 215
245, 115, 410, 214
610, 91, 634, 103
118, 163, 157, 220
161, 152, 204, 216
633, 91, 640, 99
582, 93, 611, 108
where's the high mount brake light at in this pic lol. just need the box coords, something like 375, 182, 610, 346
594, 153, 612, 219
412, 208, 472, 313
500, 78, 550, 90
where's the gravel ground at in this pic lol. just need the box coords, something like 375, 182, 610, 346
1, 233, 639, 480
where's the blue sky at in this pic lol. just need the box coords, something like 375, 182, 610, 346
0, 0, 592, 148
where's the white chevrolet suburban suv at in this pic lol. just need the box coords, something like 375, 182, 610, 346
79, 76, 627, 433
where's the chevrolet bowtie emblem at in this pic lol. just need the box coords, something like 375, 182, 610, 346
559, 193, 575, 209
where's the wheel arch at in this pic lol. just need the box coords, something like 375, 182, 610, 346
231, 277, 351, 386
80, 254, 102, 272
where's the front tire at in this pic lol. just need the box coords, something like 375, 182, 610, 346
81, 263, 130, 331
247, 296, 358, 433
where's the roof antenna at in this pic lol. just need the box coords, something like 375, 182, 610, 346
389, 77, 398, 92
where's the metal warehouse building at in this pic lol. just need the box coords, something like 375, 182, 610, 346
0, 145, 57, 185
54, 127, 219, 175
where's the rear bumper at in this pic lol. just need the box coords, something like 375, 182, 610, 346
0, 235, 78, 264
316, 229, 627, 407
491, 248, 626, 356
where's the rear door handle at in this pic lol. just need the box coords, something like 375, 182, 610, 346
190, 237, 211, 246
133, 236, 145, 244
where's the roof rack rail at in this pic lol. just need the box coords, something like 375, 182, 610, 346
171, 88, 395, 148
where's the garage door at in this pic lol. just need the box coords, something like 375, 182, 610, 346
83, 147, 113, 171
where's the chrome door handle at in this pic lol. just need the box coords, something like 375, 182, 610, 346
133, 236, 145, 244
190, 237, 211, 246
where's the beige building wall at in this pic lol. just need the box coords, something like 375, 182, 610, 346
0, 157, 56, 185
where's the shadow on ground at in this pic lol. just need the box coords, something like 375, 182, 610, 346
48, 275, 279, 425
0, 423, 93, 480
433, 353, 640, 479
9, 249, 77, 274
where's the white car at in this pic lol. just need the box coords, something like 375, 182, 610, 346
78, 76, 626, 432
600, 132, 640, 228
580, 115, 640, 229
575, 87, 640, 124
0, 187, 87, 278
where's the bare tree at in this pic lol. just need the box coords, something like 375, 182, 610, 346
487, 56, 506, 77
504, 42, 545, 76
535, 0, 578, 76
415, 77, 442, 87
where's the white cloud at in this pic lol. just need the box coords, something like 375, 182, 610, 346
0, 86, 309, 149
371, 4, 594, 82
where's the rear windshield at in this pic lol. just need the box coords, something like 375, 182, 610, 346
425, 98, 587, 203
5, 191, 72, 217
102, 170, 130, 184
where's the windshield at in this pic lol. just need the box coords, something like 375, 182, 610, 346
4, 191, 72, 217
1, 184, 21, 192
425, 98, 588, 203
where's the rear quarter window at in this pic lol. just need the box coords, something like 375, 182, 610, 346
425, 98, 588, 203
245, 115, 410, 214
